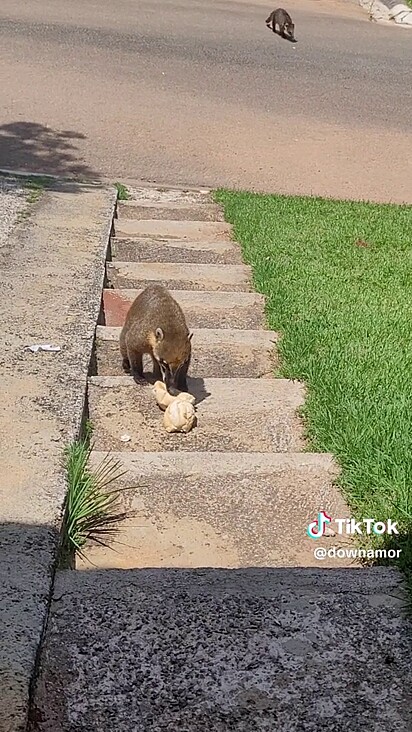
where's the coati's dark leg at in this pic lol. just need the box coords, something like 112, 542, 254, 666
120, 335, 131, 373
122, 356, 131, 373
279, 23, 285, 38
128, 349, 145, 383
152, 356, 162, 382
176, 355, 191, 392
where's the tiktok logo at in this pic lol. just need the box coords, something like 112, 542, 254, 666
307, 511, 332, 540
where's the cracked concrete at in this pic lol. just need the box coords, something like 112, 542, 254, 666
32, 567, 412, 732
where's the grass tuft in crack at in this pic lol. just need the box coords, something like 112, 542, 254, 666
61, 424, 130, 566
114, 182, 131, 201
15, 176, 54, 223
25, 175, 53, 203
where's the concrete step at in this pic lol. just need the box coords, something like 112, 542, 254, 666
113, 218, 232, 241
81, 450, 349, 570
111, 236, 243, 265
87, 376, 306, 453
94, 326, 278, 379
105, 261, 251, 291
102, 289, 266, 329
117, 200, 225, 221
32, 567, 411, 732
124, 185, 212, 205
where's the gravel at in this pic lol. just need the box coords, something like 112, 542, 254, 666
0, 177, 29, 249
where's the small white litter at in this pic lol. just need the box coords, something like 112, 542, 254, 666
25, 344, 61, 353
120, 434, 131, 443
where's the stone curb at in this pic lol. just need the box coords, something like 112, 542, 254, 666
0, 179, 117, 732
0, 167, 103, 185
358, 0, 412, 26
0, 169, 215, 198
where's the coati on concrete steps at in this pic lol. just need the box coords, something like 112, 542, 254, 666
119, 284, 192, 395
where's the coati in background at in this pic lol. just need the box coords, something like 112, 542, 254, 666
266, 8, 295, 41
119, 284, 192, 395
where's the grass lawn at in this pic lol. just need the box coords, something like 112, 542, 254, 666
215, 189, 412, 585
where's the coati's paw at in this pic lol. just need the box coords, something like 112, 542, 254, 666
132, 373, 146, 381
131, 371, 148, 386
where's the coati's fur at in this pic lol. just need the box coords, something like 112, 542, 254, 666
119, 284, 192, 394
266, 8, 295, 40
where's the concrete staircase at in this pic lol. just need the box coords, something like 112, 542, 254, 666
31, 186, 412, 731
86, 186, 351, 570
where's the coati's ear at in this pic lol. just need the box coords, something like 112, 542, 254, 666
155, 327, 164, 342
188, 332, 193, 341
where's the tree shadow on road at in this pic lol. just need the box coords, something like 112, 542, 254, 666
0, 122, 100, 182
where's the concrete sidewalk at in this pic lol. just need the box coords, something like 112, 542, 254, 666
0, 177, 116, 732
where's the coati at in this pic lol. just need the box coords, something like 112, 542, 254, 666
119, 284, 192, 395
266, 8, 295, 41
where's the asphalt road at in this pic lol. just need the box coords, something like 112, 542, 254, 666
0, 0, 411, 202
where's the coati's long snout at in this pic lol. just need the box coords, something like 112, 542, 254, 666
157, 358, 190, 396
153, 326, 193, 394
266, 8, 296, 41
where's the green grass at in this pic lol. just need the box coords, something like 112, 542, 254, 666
25, 175, 53, 203
215, 188, 412, 585
60, 423, 130, 566
114, 181, 131, 200
15, 176, 54, 223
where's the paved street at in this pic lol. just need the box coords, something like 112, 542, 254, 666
0, 0, 411, 202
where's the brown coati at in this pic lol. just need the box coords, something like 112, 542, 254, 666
119, 284, 192, 395
265, 8, 295, 41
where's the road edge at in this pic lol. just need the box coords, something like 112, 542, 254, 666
358, 0, 412, 26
